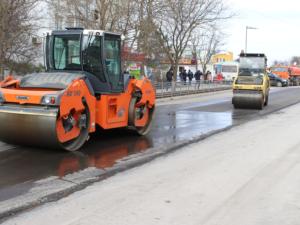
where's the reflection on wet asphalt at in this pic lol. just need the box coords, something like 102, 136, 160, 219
0, 132, 152, 185
150, 110, 232, 145
1, 87, 300, 201
0, 132, 153, 201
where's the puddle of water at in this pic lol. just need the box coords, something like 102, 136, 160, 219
150, 110, 232, 145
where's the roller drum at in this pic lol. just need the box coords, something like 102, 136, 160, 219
0, 105, 60, 149
232, 90, 263, 109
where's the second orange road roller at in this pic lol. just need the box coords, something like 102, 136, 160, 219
0, 28, 156, 151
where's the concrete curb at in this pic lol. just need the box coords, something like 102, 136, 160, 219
156, 87, 231, 99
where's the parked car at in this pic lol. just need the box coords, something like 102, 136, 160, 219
268, 73, 288, 87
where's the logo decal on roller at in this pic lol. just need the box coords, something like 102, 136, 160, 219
16, 96, 29, 100
65, 91, 81, 97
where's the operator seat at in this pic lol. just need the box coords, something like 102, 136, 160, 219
82, 45, 111, 94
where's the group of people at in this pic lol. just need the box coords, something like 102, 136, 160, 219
165, 68, 212, 90
179, 69, 194, 85
166, 68, 212, 83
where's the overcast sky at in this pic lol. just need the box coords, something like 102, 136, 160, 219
38, 0, 300, 64
224, 0, 300, 64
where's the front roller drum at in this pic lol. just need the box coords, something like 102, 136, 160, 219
128, 97, 155, 135
232, 92, 264, 109
0, 105, 90, 151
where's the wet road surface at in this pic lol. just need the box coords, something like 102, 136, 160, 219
1, 87, 300, 202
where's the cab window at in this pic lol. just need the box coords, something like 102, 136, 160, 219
53, 35, 81, 70
82, 35, 106, 83
104, 35, 122, 91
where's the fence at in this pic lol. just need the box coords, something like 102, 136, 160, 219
154, 80, 232, 98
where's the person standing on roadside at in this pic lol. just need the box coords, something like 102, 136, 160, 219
204, 70, 211, 83
206, 70, 212, 82
179, 70, 183, 82
182, 69, 187, 85
188, 69, 193, 85
166, 67, 174, 90
194, 70, 203, 89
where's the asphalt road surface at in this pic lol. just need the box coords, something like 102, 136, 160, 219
5, 87, 300, 225
1, 87, 300, 204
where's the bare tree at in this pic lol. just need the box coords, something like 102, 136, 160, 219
47, 0, 139, 65
47, 0, 138, 36
133, 0, 164, 73
46, 0, 231, 79
190, 33, 201, 71
154, 0, 229, 80
0, 0, 41, 79
196, 29, 223, 74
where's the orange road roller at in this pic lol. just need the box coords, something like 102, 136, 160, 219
0, 28, 156, 151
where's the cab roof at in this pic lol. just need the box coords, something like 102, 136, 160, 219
240, 53, 266, 58
47, 28, 121, 37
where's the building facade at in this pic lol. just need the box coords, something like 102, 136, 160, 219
211, 52, 233, 64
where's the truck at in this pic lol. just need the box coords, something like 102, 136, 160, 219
270, 65, 300, 86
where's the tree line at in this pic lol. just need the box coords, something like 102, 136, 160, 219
0, 0, 43, 78
0, 0, 231, 79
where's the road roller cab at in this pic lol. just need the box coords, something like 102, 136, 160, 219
232, 53, 270, 109
0, 28, 156, 151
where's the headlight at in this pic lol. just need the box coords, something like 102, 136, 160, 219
41, 95, 59, 106
44, 96, 51, 104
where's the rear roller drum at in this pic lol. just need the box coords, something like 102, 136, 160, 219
232, 95, 264, 110
56, 102, 90, 151
128, 97, 154, 135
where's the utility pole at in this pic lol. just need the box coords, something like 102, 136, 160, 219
245, 26, 257, 53
54, 0, 62, 29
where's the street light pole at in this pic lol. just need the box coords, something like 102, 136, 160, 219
245, 26, 248, 53
245, 26, 257, 53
